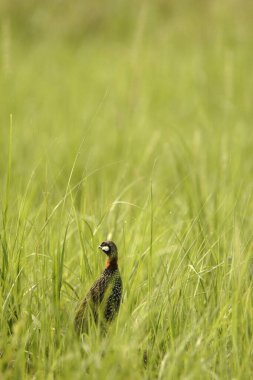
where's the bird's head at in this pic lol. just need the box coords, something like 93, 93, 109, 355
99, 241, 118, 266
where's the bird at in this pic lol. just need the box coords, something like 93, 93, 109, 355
74, 240, 122, 334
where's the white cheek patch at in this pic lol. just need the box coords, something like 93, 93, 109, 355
102, 246, 110, 252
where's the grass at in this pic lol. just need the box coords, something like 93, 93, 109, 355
0, 0, 253, 378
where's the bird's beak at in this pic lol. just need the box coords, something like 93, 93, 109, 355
98, 244, 110, 252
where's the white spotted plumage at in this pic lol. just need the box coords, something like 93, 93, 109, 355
74, 241, 122, 334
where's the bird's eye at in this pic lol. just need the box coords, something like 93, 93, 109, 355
101, 245, 110, 252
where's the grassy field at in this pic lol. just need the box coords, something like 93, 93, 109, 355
0, 1, 253, 378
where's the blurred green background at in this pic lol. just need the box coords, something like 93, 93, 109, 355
0, 1, 253, 379
1, 0, 252, 216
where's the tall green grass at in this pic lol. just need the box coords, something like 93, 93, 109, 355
0, 0, 253, 378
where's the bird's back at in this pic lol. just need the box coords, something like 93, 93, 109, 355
75, 263, 122, 334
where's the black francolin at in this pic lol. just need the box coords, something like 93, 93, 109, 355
74, 241, 122, 334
